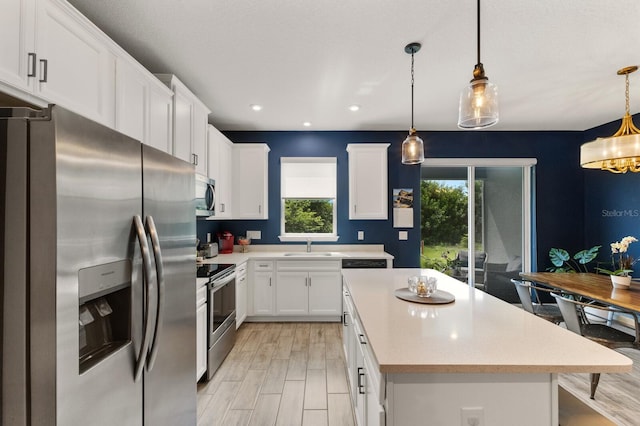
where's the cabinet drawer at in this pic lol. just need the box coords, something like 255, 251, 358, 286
277, 260, 341, 271
236, 261, 248, 276
252, 260, 274, 271
196, 285, 207, 306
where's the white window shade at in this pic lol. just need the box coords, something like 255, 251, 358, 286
281, 157, 336, 198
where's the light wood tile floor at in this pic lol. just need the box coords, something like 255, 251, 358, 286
559, 346, 640, 426
197, 322, 354, 426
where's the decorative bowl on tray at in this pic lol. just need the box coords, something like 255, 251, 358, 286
408, 275, 438, 297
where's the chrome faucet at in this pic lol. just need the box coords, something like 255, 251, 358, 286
306, 238, 312, 253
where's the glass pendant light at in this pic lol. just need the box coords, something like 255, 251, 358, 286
401, 42, 425, 165
458, 0, 499, 129
580, 66, 640, 173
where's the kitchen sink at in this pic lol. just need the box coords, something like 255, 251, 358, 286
283, 252, 339, 257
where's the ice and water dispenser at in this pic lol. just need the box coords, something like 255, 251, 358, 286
78, 260, 131, 373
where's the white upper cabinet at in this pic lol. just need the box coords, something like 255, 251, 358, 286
115, 58, 173, 152
232, 143, 270, 219
207, 124, 220, 179
147, 81, 173, 154
157, 74, 210, 174
0, 0, 116, 127
207, 125, 233, 218
347, 143, 390, 220
115, 59, 146, 142
192, 101, 208, 175
0, 0, 36, 93
217, 138, 234, 217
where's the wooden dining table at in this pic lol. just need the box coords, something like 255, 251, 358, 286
520, 272, 640, 313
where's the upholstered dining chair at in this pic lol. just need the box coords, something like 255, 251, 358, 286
550, 292, 640, 399
511, 279, 564, 324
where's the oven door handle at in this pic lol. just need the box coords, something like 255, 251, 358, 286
212, 271, 236, 289
133, 215, 154, 382
145, 215, 164, 372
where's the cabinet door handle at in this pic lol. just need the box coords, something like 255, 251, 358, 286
269, 277, 271, 287
27, 53, 37, 77
358, 334, 367, 345
258, 204, 261, 214
354, 204, 357, 214
220, 203, 225, 213
308, 277, 311, 286
342, 312, 349, 326
357, 367, 365, 394
192, 153, 198, 165
305, 277, 308, 287
39, 59, 48, 83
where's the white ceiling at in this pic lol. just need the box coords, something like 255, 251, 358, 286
68, 0, 640, 132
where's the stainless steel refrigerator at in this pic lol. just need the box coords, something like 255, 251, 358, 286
1, 105, 197, 425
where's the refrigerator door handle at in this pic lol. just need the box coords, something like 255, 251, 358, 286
133, 215, 154, 382
145, 215, 165, 371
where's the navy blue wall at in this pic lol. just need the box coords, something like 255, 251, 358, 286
583, 114, 640, 273
198, 129, 586, 270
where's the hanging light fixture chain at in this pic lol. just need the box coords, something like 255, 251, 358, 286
625, 72, 630, 115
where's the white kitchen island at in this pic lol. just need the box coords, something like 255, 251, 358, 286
341, 268, 632, 426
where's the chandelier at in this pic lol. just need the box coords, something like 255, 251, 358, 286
580, 66, 640, 173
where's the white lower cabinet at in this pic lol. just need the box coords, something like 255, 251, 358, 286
275, 271, 308, 315
250, 260, 275, 316
343, 283, 385, 426
236, 261, 247, 328
275, 261, 341, 317
247, 259, 341, 320
196, 279, 207, 381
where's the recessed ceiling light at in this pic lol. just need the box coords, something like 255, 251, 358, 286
349, 105, 360, 112
303, 121, 311, 127
250, 104, 262, 111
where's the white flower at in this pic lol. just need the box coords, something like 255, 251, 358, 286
611, 237, 637, 254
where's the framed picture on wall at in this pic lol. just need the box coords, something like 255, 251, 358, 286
393, 188, 413, 228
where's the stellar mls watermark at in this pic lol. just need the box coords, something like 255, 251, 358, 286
602, 209, 640, 217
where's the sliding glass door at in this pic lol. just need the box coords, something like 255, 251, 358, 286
420, 159, 535, 303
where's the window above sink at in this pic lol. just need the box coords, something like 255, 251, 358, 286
278, 157, 339, 242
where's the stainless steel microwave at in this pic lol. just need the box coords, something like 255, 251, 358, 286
195, 174, 215, 217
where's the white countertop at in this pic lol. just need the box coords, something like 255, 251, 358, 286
342, 268, 633, 374
197, 244, 394, 266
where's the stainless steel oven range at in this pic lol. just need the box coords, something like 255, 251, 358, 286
197, 263, 236, 380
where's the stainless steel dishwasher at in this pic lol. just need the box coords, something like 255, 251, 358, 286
341, 258, 389, 269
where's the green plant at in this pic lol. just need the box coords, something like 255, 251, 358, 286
596, 236, 638, 277
548, 246, 601, 273
421, 250, 460, 273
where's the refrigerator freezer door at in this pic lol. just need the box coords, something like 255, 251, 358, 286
141, 145, 196, 426
29, 106, 143, 425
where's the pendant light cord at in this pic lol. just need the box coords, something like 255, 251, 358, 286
477, 0, 481, 65
410, 50, 415, 129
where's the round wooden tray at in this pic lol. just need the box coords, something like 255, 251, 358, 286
394, 288, 455, 304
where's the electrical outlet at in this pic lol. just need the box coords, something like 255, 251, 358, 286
398, 231, 408, 240
461, 407, 484, 426
246, 230, 261, 240
357, 231, 364, 240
